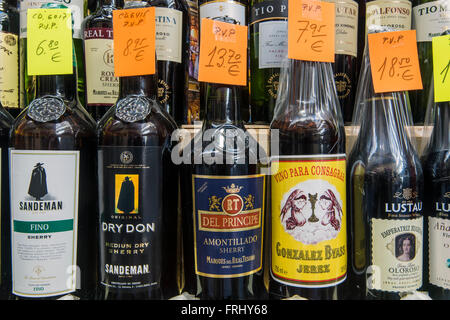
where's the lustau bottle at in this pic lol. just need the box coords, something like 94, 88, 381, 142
411, 0, 450, 124
249, 0, 288, 124
328, 0, 359, 124
198, 0, 249, 122
0, 0, 20, 118
421, 87, 450, 300
346, 39, 424, 300
82, 0, 123, 121
9, 55, 97, 300
19, 0, 87, 108
96, 55, 179, 300
0, 97, 14, 299
148, 0, 189, 125
269, 60, 347, 300
180, 38, 267, 299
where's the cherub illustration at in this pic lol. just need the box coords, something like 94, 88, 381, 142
280, 189, 308, 230
319, 189, 343, 231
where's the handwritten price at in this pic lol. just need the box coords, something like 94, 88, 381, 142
376, 56, 414, 81
432, 34, 450, 102
123, 37, 149, 62
35, 39, 62, 63
204, 46, 242, 77
296, 20, 327, 53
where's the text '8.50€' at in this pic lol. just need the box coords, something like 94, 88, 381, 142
198, 18, 248, 86
27, 8, 73, 76
113, 7, 156, 77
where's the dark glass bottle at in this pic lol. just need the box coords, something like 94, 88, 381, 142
269, 60, 347, 300
97, 58, 179, 300
346, 41, 424, 300
10, 57, 97, 300
0, 0, 20, 117
198, 0, 249, 122
82, 0, 123, 121
421, 93, 450, 300
249, 0, 287, 124
329, 0, 359, 124
410, 0, 450, 124
149, 0, 189, 125
180, 41, 267, 299
0, 97, 14, 300
19, 0, 87, 109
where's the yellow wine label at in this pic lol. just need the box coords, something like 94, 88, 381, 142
0, 32, 19, 108
271, 154, 347, 287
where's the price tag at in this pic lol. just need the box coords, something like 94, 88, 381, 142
432, 34, 450, 102
113, 7, 156, 77
27, 8, 73, 76
198, 18, 247, 86
368, 30, 423, 93
287, 0, 335, 62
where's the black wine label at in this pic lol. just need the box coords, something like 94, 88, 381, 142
99, 146, 163, 290
250, 0, 288, 24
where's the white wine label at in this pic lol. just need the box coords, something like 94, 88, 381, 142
365, 0, 412, 35
84, 28, 119, 106
200, 0, 247, 26
10, 150, 80, 298
429, 216, 450, 289
413, 0, 450, 42
155, 7, 183, 63
326, 0, 358, 57
271, 154, 347, 288
19, 0, 85, 39
0, 32, 19, 109
258, 21, 288, 69
370, 217, 423, 292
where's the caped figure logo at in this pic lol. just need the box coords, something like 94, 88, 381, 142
117, 176, 135, 214
28, 163, 48, 201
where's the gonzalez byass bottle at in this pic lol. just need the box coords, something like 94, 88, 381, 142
269, 59, 347, 300
148, 0, 189, 125
249, 0, 288, 124
327, 0, 359, 124
10, 52, 97, 300
19, 0, 87, 108
411, 0, 450, 124
421, 80, 450, 300
0, 94, 14, 299
346, 30, 424, 300
181, 17, 267, 300
96, 1, 179, 300
0, 0, 20, 117
82, 0, 123, 121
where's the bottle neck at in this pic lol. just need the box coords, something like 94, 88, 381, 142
118, 74, 158, 100
204, 83, 243, 128
429, 102, 450, 150
99, 0, 123, 8
35, 69, 78, 102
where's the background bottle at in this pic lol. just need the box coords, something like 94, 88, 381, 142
82, 0, 123, 122
0, 96, 14, 299
328, 0, 359, 124
421, 86, 450, 300
148, 0, 189, 125
410, 0, 450, 124
10, 54, 97, 300
0, 0, 20, 117
19, 0, 87, 109
346, 39, 424, 300
269, 60, 347, 300
198, 0, 249, 122
249, 0, 288, 124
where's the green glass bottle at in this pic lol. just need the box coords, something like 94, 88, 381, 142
19, 0, 87, 109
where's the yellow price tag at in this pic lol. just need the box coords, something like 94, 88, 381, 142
27, 8, 73, 76
432, 34, 450, 102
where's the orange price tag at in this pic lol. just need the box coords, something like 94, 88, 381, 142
198, 18, 247, 86
288, 0, 335, 62
112, 7, 155, 77
368, 30, 423, 93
